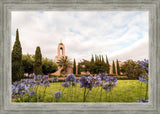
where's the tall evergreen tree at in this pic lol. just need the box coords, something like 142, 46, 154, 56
78, 63, 81, 74
99, 55, 102, 62
116, 59, 120, 75
90, 55, 95, 74
91, 55, 94, 63
34, 46, 43, 75
112, 60, 116, 74
95, 54, 98, 62
106, 55, 110, 74
73, 58, 76, 74
102, 56, 105, 63
12, 29, 24, 82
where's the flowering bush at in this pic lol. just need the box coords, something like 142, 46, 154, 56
54, 91, 62, 98
65, 74, 76, 83
137, 59, 149, 103
61, 82, 69, 88
12, 72, 148, 103
137, 98, 149, 103
51, 77, 59, 83
12, 74, 51, 102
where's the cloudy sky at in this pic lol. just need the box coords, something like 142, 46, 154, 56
11, 11, 149, 63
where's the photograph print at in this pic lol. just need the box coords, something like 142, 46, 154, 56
11, 11, 149, 103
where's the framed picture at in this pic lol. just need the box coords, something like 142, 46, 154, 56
0, 0, 160, 114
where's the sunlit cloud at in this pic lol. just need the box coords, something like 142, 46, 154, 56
11, 11, 149, 63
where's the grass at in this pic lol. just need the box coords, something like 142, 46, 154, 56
14, 80, 148, 103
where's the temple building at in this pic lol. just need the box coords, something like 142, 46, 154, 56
51, 41, 123, 76
54, 41, 67, 63
51, 41, 72, 75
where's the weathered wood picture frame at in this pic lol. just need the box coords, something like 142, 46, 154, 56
0, 0, 160, 114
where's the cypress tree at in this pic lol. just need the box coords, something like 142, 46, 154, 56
99, 55, 102, 63
78, 63, 81, 74
34, 46, 43, 75
116, 59, 120, 75
95, 54, 98, 62
112, 60, 116, 74
12, 29, 24, 82
101, 55, 106, 73
91, 55, 94, 63
102, 56, 104, 63
106, 55, 110, 74
73, 58, 76, 74
90, 55, 95, 74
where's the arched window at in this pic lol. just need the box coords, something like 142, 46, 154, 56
60, 47, 63, 55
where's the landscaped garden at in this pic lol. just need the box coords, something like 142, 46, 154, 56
11, 29, 149, 103
12, 73, 148, 103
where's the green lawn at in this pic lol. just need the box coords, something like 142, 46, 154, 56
17, 80, 148, 102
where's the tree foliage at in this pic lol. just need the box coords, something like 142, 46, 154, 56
116, 59, 120, 75
22, 54, 34, 74
22, 54, 58, 75
89, 55, 95, 74
57, 56, 72, 74
120, 60, 145, 78
112, 60, 116, 74
106, 55, 110, 74
42, 58, 58, 75
73, 58, 76, 74
34, 46, 43, 75
79, 55, 109, 74
79, 59, 90, 72
12, 29, 24, 82
77, 62, 81, 74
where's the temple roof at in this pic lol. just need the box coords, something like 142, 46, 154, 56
59, 42, 63, 45
59, 39, 63, 45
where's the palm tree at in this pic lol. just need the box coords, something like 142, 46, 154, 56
57, 56, 72, 74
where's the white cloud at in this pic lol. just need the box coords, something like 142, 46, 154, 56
11, 11, 149, 62
109, 38, 149, 63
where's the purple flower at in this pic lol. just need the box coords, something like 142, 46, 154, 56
29, 74, 34, 78
17, 83, 26, 90
28, 82, 36, 88
99, 73, 108, 80
62, 82, 69, 88
34, 75, 37, 81
51, 77, 54, 83
137, 98, 149, 103
35, 81, 41, 85
56, 77, 58, 82
139, 76, 148, 83
37, 75, 42, 80
94, 81, 102, 87
139, 59, 149, 73
79, 76, 88, 85
12, 85, 17, 95
28, 74, 32, 78
87, 76, 92, 83
43, 80, 50, 86
22, 79, 30, 84
94, 75, 101, 82
102, 82, 112, 91
79, 76, 93, 90
113, 78, 117, 82
65, 74, 76, 82
53, 91, 62, 98
29, 90, 35, 97
25, 85, 30, 93
43, 75, 49, 80
102, 76, 118, 91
